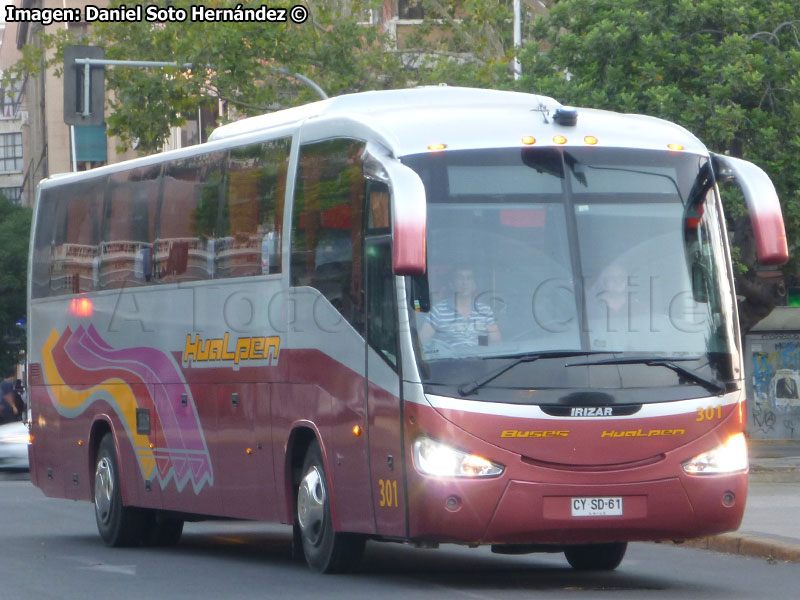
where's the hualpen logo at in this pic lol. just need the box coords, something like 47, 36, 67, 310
183, 333, 280, 367
601, 428, 685, 438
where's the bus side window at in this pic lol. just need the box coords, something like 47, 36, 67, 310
158, 153, 224, 283
39, 178, 105, 297
216, 137, 290, 278
100, 166, 159, 289
291, 138, 366, 335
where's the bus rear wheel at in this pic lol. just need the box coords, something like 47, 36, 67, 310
296, 441, 365, 573
94, 433, 146, 547
564, 542, 627, 571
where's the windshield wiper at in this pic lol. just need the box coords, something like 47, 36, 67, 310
457, 351, 614, 397
566, 355, 725, 395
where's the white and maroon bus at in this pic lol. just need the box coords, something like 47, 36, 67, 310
26, 87, 788, 572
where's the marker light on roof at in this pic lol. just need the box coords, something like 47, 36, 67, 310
553, 135, 567, 145
668, 143, 684, 151
428, 143, 447, 152
521, 136, 536, 145
584, 136, 598, 145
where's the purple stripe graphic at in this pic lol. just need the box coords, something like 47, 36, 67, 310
63, 325, 213, 492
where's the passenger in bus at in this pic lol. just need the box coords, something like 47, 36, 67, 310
418, 266, 501, 351
586, 262, 643, 346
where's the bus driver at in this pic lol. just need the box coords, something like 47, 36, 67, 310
418, 266, 501, 352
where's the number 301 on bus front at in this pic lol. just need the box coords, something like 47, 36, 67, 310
571, 497, 624, 517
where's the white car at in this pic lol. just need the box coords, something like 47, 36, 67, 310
0, 420, 29, 470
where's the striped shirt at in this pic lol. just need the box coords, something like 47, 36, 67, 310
427, 299, 496, 348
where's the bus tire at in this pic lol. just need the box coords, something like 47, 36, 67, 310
142, 512, 184, 547
297, 441, 365, 573
564, 542, 627, 571
94, 433, 145, 547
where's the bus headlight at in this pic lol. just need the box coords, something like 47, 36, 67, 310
413, 437, 504, 478
681, 433, 748, 475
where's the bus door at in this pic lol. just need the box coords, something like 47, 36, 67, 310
365, 182, 407, 537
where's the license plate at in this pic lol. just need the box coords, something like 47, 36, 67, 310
571, 496, 623, 517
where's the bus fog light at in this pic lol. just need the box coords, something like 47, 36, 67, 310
682, 433, 748, 475
413, 437, 504, 478
445, 495, 462, 512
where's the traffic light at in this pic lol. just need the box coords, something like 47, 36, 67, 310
63, 45, 105, 126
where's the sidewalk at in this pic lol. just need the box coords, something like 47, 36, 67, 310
679, 440, 800, 562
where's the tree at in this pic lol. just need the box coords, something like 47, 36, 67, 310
0, 196, 32, 373
522, 0, 800, 332
5, 1, 410, 152
4, 1, 526, 152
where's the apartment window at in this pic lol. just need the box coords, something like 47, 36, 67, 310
1, 81, 23, 118
0, 187, 22, 204
398, 0, 424, 19
0, 133, 22, 172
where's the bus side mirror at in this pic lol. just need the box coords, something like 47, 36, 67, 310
364, 145, 427, 276
711, 153, 788, 266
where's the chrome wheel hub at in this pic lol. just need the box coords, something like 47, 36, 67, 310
94, 457, 114, 524
297, 466, 326, 545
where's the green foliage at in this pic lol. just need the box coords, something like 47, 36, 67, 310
522, 0, 800, 274
94, 0, 420, 151
4, 1, 525, 151
0, 197, 32, 372
3, 1, 411, 152
400, 0, 519, 86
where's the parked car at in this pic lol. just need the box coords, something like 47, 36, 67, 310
0, 420, 29, 470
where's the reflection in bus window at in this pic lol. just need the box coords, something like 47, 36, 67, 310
158, 153, 224, 283
216, 138, 290, 278
291, 138, 366, 334
45, 179, 105, 295
100, 166, 160, 289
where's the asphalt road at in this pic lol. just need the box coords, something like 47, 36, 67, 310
1, 474, 799, 600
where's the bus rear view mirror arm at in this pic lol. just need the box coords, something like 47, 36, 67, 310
364, 144, 427, 276
711, 153, 788, 266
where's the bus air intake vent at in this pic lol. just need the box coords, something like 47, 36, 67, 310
520, 453, 666, 472
28, 364, 43, 385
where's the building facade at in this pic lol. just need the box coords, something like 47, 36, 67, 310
1, 0, 139, 208
0, 22, 25, 205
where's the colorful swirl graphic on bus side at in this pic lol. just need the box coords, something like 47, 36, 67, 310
40, 325, 213, 494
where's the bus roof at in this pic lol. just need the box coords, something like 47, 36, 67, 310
208, 86, 561, 141
208, 86, 706, 157
39, 87, 707, 191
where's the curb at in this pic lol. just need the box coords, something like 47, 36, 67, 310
677, 533, 800, 563
749, 466, 800, 484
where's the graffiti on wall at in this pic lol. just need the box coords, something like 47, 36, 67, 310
750, 335, 800, 439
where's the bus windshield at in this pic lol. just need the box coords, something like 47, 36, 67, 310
403, 147, 737, 404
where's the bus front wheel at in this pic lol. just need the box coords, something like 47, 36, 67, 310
94, 433, 146, 547
296, 441, 365, 573
564, 542, 627, 571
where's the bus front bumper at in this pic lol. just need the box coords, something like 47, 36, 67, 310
407, 470, 747, 545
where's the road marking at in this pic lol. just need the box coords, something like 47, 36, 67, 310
65, 555, 137, 576
78, 563, 137, 576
